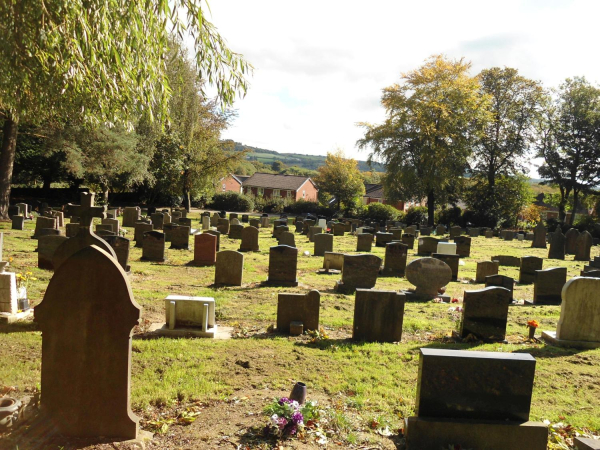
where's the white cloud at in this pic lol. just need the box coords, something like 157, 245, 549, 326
200, 0, 600, 171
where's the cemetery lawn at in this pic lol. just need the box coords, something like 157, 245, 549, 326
1, 216, 599, 449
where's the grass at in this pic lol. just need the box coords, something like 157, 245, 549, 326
0, 215, 599, 446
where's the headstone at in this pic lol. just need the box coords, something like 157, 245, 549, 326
266, 245, 298, 286
241, 214, 249, 223
162, 212, 171, 225
65, 223, 79, 238
485, 274, 514, 300
435, 225, 446, 236
141, 231, 166, 262
228, 224, 243, 240
295, 221, 304, 233
210, 213, 220, 227
501, 230, 515, 241
250, 218, 260, 229
11, 215, 25, 230
533, 267, 567, 305
277, 290, 320, 334
169, 225, 190, 250
122, 207, 141, 227
401, 234, 415, 249
381, 242, 408, 277
485, 230, 494, 238
33, 216, 57, 238
308, 226, 322, 242
332, 223, 345, 236
16, 203, 28, 217
531, 222, 547, 248
417, 236, 439, 256
356, 233, 373, 252
468, 228, 480, 237
134, 222, 153, 248
52, 211, 65, 227
104, 235, 131, 272
193, 233, 217, 266
171, 211, 182, 222
34, 245, 141, 439
95, 224, 114, 234
7, 205, 19, 218
574, 437, 600, 450
574, 231, 593, 261
375, 232, 394, 247
519, 256, 543, 284
336, 254, 381, 293
352, 289, 406, 342
38, 235, 69, 270
322, 252, 344, 272
204, 230, 221, 251
260, 217, 270, 228
492, 255, 520, 267
273, 225, 289, 240
229, 213, 238, 221
217, 218, 230, 235
278, 231, 296, 248
476, 261, 499, 283
390, 227, 403, 241
214, 251, 244, 286
449, 226, 462, 238
453, 236, 471, 257
565, 228, 579, 254
318, 218, 327, 229
436, 242, 456, 255
405, 257, 452, 299
150, 212, 165, 230
432, 253, 459, 281
102, 218, 120, 234
460, 287, 510, 340
420, 226, 431, 236
548, 227, 566, 260
237, 226, 259, 252
201, 215, 210, 230
314, 233, 333, 256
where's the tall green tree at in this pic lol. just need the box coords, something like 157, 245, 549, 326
0, 0, 251, 218
358, 55, 490, 225
313, 149, 365, 210
537, 77, 600, 224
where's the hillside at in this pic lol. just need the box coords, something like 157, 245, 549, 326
229, 141, 385, 172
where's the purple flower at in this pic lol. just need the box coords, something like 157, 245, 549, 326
278, 397, 292, 405
277, 416, 288, 430
291, 411, 304, 424
288, 424, 298, 435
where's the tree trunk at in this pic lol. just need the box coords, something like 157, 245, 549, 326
569, 190, 579, 226
557, 188, 568, 223
0, 117, 19, 219
43, 176, 52, 190
102, 186, 109, 206
182, 170, 191, 212
427, 190, 435, 226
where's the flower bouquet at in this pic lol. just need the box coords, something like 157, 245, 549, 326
264, 397, 319, 438
16, 271, 36, 311
527, 319, 539, 339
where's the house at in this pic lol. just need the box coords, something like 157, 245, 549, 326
242, 173, 318, 202
220, 174, 250, 193
362, 184, 406, 211
533, 193, 589, 222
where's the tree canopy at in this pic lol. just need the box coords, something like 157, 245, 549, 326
313, 149, 365, 210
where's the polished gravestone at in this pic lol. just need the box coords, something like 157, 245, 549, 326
193, 233, 217, 266
533, 267, 567, 305
519, 256, 543, 284
460, 287, 511, 341
336, 254, 381, 294
381, 242, 408, 277
141, 231, 166, 262
475, 260, 499, 283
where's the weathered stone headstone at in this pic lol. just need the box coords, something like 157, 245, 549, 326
239, 226, 260, 252
417, 236, 439, 256
122, 207, 141, 227
432, 253, 459, 281
95, 224, 114, 234
533, 267, 567, 305
375, 232, 393, 248
38, 235, 69, 270
266, 245, 298, 286
501, 230, 515, 241
278, 231, 296, 248
217, 218, 230, 235
141, 231, 166, 262
574, 231, 593, 261
16, 203, 28, 217
453, 236, 471, 257
332, 223, 345, 236
449, 226, 462, 238
356, 233, 373, 252
170, 225, 190, 250
381, 242, 408, 277
565, 228, 579, 254
476, 261, 499, 283
65, 223, 79, 238
492, 255, 520, 267
321, 252, 344, 273
102, 218, 120, 234
460, 287, 510, 340
193, 233, 217, 266
314, 233, 333, 256
33, 216, 57, 238
519, 256, 543, 284
485, 230, 494, 238
420, 226, 432, 236
548, 227, 566, 260
249, 218, 260, 229
485, 274, 514, 300
405, 257, 452, 299
307, 226, 322, 242
134, 222, 153, 248
11, 215, 25, 230
35, 245, 141, 439
273, 225, 289, 240
228, 224, 244, 240
336, 254, 382, 293
435, 225, 446, 236
468, 228, 480, 238
277, 290, 320, 334
353, 289, 405, 342
401, 233, 415, 249
150, 212, 165, 230
204, 230, 221, 251
260, 216, 270, 228
214, 251, 244, 286
531, 222, 547, 248
104, 235, 131, 272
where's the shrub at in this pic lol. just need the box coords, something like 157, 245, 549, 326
404, 206, 427, 225
284, 199, 320, 215
208, 192, 254, 212
360, 203, 398, 223
436, 206, 462, 226
254, 196, 289, 214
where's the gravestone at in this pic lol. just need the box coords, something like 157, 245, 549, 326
295, 221, 304, 233
485, 274, 514, 301
492, 255, 520, 267
476, 261, 499, 283
229, 224, 244, 240
171, 211, 182, 222
16, 203, 28, 216
65, 223, 79, 238
320, 252, 344, 273
260, 216, 270, 228
241, 214, 249, 223
102, 218, 120, 234
217, 218, 230, 235
501, 230, 514, 241
229, 213, 238, 221
401, 234, 415, 249
565, 228, 579, 254
356, 233, 373, 252
11, 215, 25, 230
460, 287, 511, 340
336, 254, 382, 293
150, 212, 165, 230
38, 235, 69, 270
531, 222, 547, 248
435, 225, 446, 236
273, 225, 289, 240
453, 236, 471, 257
272, 219, 287, 234
485, 230, 494, 238
201, 215, 210, 230
519, 256, 543, 284
432, 253, 459, 281
95, 224, 114, 234
7, 205, 19, 219
468, 228, 480, 238
210, 212, 220, 227
170, 225, 190, 250
141, 231, 166, 262
381, 242, 408, 277
103, 235, 131, 273
533, 267, 567, 305
542, 277, 600, 348
35, 245, 141, 439
134, 222, 153, 248
417, 236, 439, 256
266, 245, 298, 286
214, 251, 244, 286
39, 228, 62, 237
239, 226, 260, 252
390, 228, 403, 241
193, 233, 217, 266
33, 216, 57, 238
352, 289, 405, 342
420, 227, 431, 236
574, 231, 593, 261
277, 290, 320, 334
332, 223, 345, 236
278, 231, 296, 247
307, 226, 322, 242
122, 207, 141, 227
548, 227, 566, 260
406, 225, 417, 236
436, 242, 456, 255
449, 226, 462, 238
250, 218, 260, 229
53, 193, 117, 270
405, 257, 452, 299
204, 230, 221, 251
375, 232, 394, 248
314, 233, 333, 256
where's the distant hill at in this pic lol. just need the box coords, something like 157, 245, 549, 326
229, 141, 385, 172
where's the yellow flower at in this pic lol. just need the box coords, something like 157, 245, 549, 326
16, 273, 23, 278
26, 271, 32, 275
30, 277, 37, 281
9, 257, 13, 262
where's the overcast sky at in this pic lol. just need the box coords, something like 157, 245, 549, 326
205, 0, 600, 171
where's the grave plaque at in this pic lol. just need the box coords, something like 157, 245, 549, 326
381, 242, 408, 277
35, 246, 141, 439
548, 227, 566, 260
460, 287, 510, 340
239, 226, 260, 252
141, 231, 166, 262
38, 235, 69, 270
453, 236, 471, 257
533, 267, 567, 305
277, 290, 320, 333
104, 236, 131, 272
266, 245, 298, 286
519, 256, 543, 284
432, 253, 459, 281
314, 233, 333, 256
476, 261, 499, 283
193, 233, 217, 266
215, 251, 244, 286
336, 254, 382, 293
353, 289, 406, 342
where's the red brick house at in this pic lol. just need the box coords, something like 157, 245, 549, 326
362, 184, 406, 210
220, 174, 250, 193
242, 173, 318, 202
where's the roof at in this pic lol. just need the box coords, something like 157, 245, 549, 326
242, 173, 315, 191
364, 184, 384, 199
231, 174, 250, 184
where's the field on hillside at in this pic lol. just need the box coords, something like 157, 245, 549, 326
0, 215, 599, 449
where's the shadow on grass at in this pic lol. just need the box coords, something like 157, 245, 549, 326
0, 320, 38, 334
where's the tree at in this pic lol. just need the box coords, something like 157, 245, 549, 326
358, 55, 490, 225
313, 149, 365, 210
537, 77, 600, 224
0, 0, 251, 218
271, 160, 286, 172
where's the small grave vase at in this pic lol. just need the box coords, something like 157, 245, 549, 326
528, 325, 536, 339
0, 397, 21, 430
289, 382, 307, 405
17, 287, 29, 311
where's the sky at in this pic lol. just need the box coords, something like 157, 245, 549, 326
204, 0, 600, 172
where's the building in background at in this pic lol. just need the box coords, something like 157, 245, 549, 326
221, 172, 318, 202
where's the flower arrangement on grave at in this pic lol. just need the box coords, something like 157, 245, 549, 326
16, 272, 36, 295
263, 397, 320, 438
527, 319, 539, 339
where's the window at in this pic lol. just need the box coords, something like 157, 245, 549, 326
222, 183, 226, 192
273, 189, 280, 197
286, 190, 292, 198
302, 190, 306, 198
258, 187, 264, 196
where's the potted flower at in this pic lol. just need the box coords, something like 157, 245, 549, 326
527, 320, 539, 339
16, 271, 36, 311
264, 396, 319, 438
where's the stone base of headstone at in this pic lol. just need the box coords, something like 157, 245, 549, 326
401, 290, 445, 302
575, 437, 600, 450
316, 268, 341, 275
0, 309, 34, 324
404, 417, 548, 450
148, 323, 233, 339
541, 330, 600, 349
264, 279, 299, 287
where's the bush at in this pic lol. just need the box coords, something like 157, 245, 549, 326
284, 200, 335, 217
575, 214, 600, 236
208, 192, 254, 212
360, 203, 398, 223
436, 206, 462, 226
254, 196, 289, 214
404, 206, 427, 225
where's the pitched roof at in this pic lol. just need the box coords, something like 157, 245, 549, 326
231, 174, 250, 184
242, 173, 315, 191
364, 184, 384, 198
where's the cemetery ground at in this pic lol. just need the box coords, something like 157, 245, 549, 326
1, 216, 599, 449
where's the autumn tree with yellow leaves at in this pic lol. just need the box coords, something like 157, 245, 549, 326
313, 149, 365, 210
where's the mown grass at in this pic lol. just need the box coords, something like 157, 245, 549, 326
0, 215, 599, 440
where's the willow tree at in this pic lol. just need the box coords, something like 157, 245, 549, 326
358, 55, 490, 225
0, 0, 251, 218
